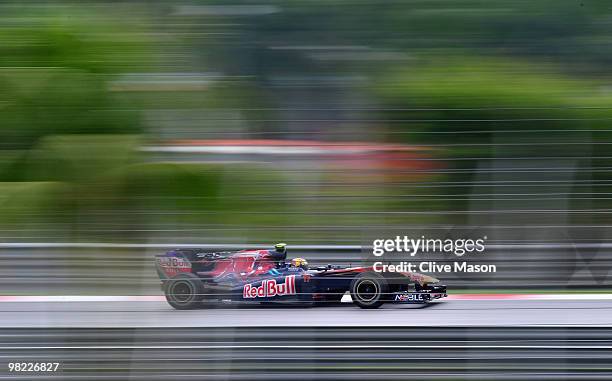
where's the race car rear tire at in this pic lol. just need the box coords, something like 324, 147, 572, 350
350, 272, 388, 309
164, 273, 205, 310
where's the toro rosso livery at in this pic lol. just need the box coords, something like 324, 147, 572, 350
156, 243, 447, 309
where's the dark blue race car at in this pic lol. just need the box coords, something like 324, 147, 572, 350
155, 243, 447, 309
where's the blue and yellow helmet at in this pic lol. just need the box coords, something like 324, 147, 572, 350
291, 257, 308, 269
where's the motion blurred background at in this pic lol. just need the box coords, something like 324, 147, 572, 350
4, 2, 612, 380
1, 0, 612, 294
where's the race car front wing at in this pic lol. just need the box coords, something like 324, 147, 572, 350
392, 285, 447, 303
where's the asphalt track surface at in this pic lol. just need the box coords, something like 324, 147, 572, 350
3, 299, 612, 327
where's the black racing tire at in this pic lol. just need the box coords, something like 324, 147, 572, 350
350, 272, 389, 309
164, 273, 205, 310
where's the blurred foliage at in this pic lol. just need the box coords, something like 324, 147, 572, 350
25, 135, 142, 183
3, 1, 612, 243
0, 70, 140, 149
120, 162, 222, 216
0, 6, 151, 149
0, 5, 153, 238
0, 182, 70, 227
374, 56, 612, 224
376, 56, 604, 152
0, 5, 153, 72
112, 163, 292, 241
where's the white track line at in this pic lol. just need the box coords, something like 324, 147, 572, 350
1, 294, 612, 302
4, 345, 612, 350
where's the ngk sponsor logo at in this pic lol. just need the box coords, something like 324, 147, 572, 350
243, 276, 296, 299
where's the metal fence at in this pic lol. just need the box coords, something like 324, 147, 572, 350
1, 326, 611, 380
1, 242, 610, 294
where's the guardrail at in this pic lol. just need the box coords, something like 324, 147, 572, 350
1, 327, 611, 380
0, 243, 610, 294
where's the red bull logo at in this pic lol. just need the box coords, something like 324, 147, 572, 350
243, 275, 296, 298
157, 256, 191, 277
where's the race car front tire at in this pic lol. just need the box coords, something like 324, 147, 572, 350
164, 273, 205, 310
350, 272, 389, 309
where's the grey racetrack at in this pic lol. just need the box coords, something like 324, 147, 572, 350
3, 299, 612, 380
2, 299, 612, 328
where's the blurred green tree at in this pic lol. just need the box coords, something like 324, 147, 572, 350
0, 6, 152, 150
375, 56, 612, 222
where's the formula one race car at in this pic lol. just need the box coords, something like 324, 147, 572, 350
155, 243, 447, 309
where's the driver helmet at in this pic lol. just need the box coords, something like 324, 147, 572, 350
291, 257, 308, 270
